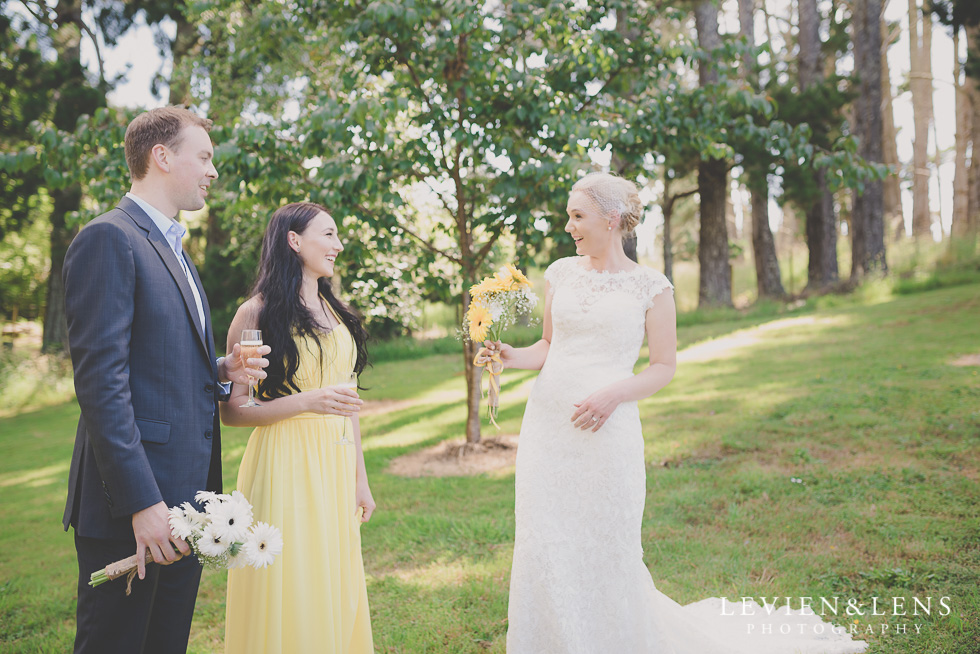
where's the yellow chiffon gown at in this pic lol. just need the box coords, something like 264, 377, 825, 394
225, 325, 373, 654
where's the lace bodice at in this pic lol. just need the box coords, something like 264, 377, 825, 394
541, 256, 673, 394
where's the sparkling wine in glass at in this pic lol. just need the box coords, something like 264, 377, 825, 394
336, 371, 358, 445
239, 329, 263, 408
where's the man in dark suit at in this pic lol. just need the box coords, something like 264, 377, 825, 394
63, 106, 268, 654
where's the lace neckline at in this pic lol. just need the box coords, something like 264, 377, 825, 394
572, 258, 642, 278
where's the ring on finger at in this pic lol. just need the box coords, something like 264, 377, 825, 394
591, 416, 599, 422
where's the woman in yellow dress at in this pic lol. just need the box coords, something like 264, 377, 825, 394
221, 202, 375, 654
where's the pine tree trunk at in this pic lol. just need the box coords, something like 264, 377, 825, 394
43, 187, 79, 354
695, 0, 732, 307
880, 12, 904, 240
43, 0, 86, 355
852, 0, 888, 277
799, 0, 839, 290
739, 0, 784, 299
751, 189, 785, 298
908, 0, 934, 237
951, 27, 972, 238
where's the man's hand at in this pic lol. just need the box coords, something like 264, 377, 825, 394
220, 343, 272, 385
132, 501, 190, 579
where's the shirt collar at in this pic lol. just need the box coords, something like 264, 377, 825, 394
126, 192, 187, 243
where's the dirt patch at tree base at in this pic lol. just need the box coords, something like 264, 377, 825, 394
386, 434, 519, 478
950, 354, 980, 366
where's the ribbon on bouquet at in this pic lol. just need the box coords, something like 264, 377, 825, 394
93, 549, 185, 596
473, 347, 504, 429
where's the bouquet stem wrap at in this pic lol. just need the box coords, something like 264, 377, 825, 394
90, 549, 185, 595
474, 348, 504, 429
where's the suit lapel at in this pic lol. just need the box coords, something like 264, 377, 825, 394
117, 198, 209, 357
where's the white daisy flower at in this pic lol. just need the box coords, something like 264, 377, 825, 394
195, 490, 220, 506
228, 491, 254, 515
244, 522, 283, 569
181, 502, 208, 528
197, 522, 230, 558
208, 498, 252, 542
168, 505, 197, 540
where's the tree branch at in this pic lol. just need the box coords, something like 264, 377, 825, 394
78, 15, 106, 86
473, 225, 506, 266
354, 202, 461, 264
18, 0, 53, 28
399, 221, 463, 265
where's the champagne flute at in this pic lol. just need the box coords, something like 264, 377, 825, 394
239, 330, 263, 408
335, 371, 358, 445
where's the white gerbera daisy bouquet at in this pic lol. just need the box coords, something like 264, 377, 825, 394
89, 490, 283, 594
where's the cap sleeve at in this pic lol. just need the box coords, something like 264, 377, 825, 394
641, 269, 674, 312
544, 257, 575, 297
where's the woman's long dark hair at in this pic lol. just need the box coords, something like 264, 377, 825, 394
253, 202, 369, 400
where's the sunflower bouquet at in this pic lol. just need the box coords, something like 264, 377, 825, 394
464, 264, 538, 427
89, 490, 283, 595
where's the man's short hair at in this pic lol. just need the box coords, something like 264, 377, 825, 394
124, 107, 213, 181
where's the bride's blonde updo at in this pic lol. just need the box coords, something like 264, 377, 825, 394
571, 172, 644, 236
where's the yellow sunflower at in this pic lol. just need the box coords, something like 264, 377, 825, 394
503, 263, 531, 288
467, 303, 493, 342
470, 276, 508, 298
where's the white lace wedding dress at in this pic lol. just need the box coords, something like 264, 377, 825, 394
506, 257, 867, 654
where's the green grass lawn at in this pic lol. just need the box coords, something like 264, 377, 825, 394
2, 282, 979, 653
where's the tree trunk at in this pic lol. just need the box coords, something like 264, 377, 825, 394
661, 184, 696, 284
751, 187, 785, 298
461, 281, 484, 444
739, 0, 784, 299
881, 11, 904, 240
908, 0, 934, 237
43, 0, 87, 354
852, 0, 888, 277
695, 0, 732, 307
168, 10, 199, 106
970, 23, 980, 235
799, 0, 840, 290
951, 27, 973, 238
43, 187, 79, 354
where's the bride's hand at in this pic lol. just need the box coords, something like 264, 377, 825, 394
302, 387, 363, 417
476, 340, 515, 369
571, 387, 623, 432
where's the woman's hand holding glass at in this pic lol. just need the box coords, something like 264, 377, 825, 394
302, 383, 363, 418
221, 341, 272, 386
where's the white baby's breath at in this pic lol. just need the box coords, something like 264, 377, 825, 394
244, 522, 284, 569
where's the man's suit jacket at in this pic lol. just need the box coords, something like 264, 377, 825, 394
63, 196, 223, 541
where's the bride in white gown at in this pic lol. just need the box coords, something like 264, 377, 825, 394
479, 173, 867, 654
